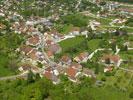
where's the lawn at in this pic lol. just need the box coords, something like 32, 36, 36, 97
113, 70, 132, 88
119, 50, 133, 60
98, 69, 133, 91
89, 86, 131, 100
87, 39, 102, 51
55, 24, 74, 34
61, 13, 89, 27
97, 18, 111, 25
59, 37, 105, 55
124, 28, 133, 33
89, 86, 130, 100
59, 36, 85, 52
0, 54, 15, 77
108, 0, 133, 4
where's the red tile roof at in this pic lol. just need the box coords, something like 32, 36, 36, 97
83, 68, 95, 76
70, 63, 82, 70
46, 50, 54, 57
48, 44, 61, 54
61, 55, 71, 63
78, 52, 88, 61
70, 27, 80, 32
20, 45, 33, 55
110, 55, 120, 63
27, 49, 38, 60
28, 34, 40, 45
46, 40, 54, 45
102, 55, 120, 63
66, 67, 77, 78
44, 71, 52, 79
118, 8, 133, 13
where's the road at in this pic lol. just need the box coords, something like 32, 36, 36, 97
104, 25, 133, 29
0, 71, 28, 81
128, 48, 133, 50
38, 31, 57, 67
56, 35, 75, 43
0, 68, 46, 81
75, 0, 81, 11
119, 67, 133, 73
87, 48, 112, 60
119, 3, 133, 7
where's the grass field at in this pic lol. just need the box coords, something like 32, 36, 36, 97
55, 24, 74, 34
87, 39, 102, 51
60, 37, 103, 51
59, 36, 85, 52
119, 50, 133, 60
0, 54, 15, 77
89, 86, 130, 100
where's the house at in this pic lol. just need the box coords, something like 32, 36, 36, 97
112, 19, 126, 24
66, 67, 79, 82
46, 50, 54, 59
55, 65, 65, 74
118, 8, 133, 15
18, 64, 40, 73
53, 69, 59, 76
101, 55, 120, 66
69, 63, 82, 71
26, 26, 37, 34
61, 55, 72, 65
27, 49, 39, 60
0, 12, 5, 17
44, 32, 53, 40
37, 51, 45, 61
82, 68, 96, 78
48, 44, 62, 54
18, 64, 31, 72
48, 30, 59, 36
81, 30, 88, 38
104, 66, 113, 73
27, 34, 40, 46
92, 21, 101, 27
43, 67, 60, 84
90, 21, 101, 30
20, 45, 33, 55
114, 30, 127, 36
45, 40, 55, 46
110, 55, 120, 64
70, 27, 80, 35
0, 23, 6, 29
74, 52, 89, 63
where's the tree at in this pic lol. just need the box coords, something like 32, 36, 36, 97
111, 42, 116, 53
129, 92, 133, 98
35, 73, 41, 80
101, 77, 106, 82
37, 62, 43, 68
120, 45, 128, 51
105, 58, 111, 64
27, 70, 35, 83
99, 1, 106, 6
95, 66, 99, 74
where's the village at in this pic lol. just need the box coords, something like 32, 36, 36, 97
0, 0, 133, 99
0, 0, 132, 84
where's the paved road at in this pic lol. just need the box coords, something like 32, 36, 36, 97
119, 67, 133, 73
0, 69, 46, 81
87, 48, 112, 60
75, 0, 81, 10
128, 48, 133, 50
56, 35, 75, 43
0, 71, 28, 81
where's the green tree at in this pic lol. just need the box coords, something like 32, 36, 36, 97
27, 70, 35, 83
129, 91, 133, 98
